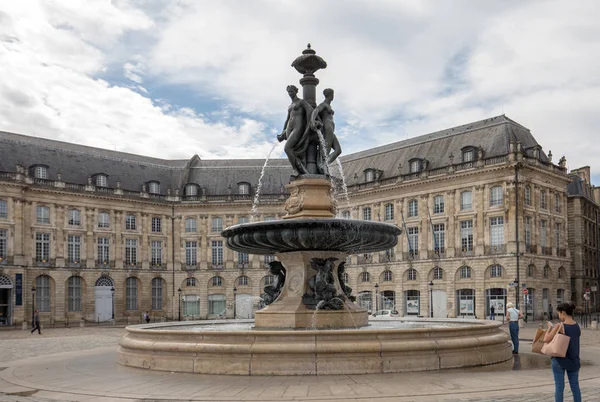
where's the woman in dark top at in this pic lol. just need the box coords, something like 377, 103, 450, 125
544, 303, 581, 402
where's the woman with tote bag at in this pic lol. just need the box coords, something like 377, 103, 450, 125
543, 303, 581, 402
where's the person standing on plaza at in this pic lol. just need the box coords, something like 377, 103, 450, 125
506, 302, 522, 354
30, 309, 41, 334
544, 303, 581, 402
144, 311, 150, 324
490, 305, 496, 320
549, 304, 554, 321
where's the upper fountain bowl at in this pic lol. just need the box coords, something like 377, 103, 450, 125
221, 218, 402, 255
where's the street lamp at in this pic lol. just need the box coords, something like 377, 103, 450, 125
233, 286, 237, 320
374, 283, 379, 313
31, 286, 36, 326
110, 287, 115, 320
429, 281, 434, 318
178, 288, 182, 321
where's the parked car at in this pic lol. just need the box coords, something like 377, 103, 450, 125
370, 309, 399, 319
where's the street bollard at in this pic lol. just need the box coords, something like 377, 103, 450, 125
80, 318, 85, 328
592, 320, 598, 330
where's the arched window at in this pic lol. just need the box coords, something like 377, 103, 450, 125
490, 186, 503, 206
433, 267, 443, 280
490, 264, 502, 278
524, 186, 532, 206
151, 278, 163, 310
125, 277, 138, 311
238, 183, 250, 195
363, 207, 372, 221
67, 276, 82, 312
360, 272, 370, 282
408, 199, 418, 217
185, 184, 198, 196
148, 181, 160, 194
459, 266, 472, 279
95, 276, 113, 287
433, 195, 445, 214
185, 217, 197, 233
527, 264, 536, 277
237, 276, 249, 286
462, 148, 474, 163
185, 277, 196, 287
36, 275, 51, 312
211, 276, 223, 287
384, 203, 394, 221
383, 270, 393, 282
407, 268, 417, 281
263, 275, 274, 286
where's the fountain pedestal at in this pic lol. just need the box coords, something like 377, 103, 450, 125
283, 177, 335, 219
254, 251, 367, 329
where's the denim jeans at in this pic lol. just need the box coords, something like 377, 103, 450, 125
509, 321, 519, 352
552, 358, 581, 402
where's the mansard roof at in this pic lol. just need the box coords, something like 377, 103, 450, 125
0, 114, 550, 195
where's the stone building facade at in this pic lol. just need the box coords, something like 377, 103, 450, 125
567, 166, 600, 310
0, 115, 574, 326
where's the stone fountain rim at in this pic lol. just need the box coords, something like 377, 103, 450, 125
222, 218, 402, 234
125, 318, 503, 336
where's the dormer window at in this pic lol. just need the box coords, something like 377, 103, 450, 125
95, 174, 108, 187
184, 184, 198, 196
148, 181, 160, 194
33, 165, 48, 179
409, 159, 421, 173
462, 149, 474, 163
365, 169, 375, 182
238, 182, 250, 195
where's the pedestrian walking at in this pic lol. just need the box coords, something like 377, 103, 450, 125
506, 302, 523, 354
544, 303, 581, 402
30, 309, 41, 334
144, 311, 150, 324
490, 305, 496, 320
549, 304, 554, 321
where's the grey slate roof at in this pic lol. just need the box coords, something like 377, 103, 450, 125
0, 115, 548, 195
567, 175, 596, 202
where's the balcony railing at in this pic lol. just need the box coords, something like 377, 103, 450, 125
428, 249, 445, 259
237, 263, 250, 269
541, 246, 553, 256
33, 258, 54, 267
357, 255, 372, 264
379, 252, 395, 262
96, 261, 113, 269
403, 251, 419, 260
211, 264, 224, 270
150, 264, 166, 270
460, 249, 474, 257
485, 244, 506, 255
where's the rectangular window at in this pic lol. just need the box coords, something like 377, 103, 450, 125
410, 160, 421, 173
0, 200, 7, 218
208, 294, 226, 316
125, 277, 137, 311
211, 240, 223, 265
151, 240, 162, 265
152, 279, 163, 310
36, 206, 50, 224
555, 194, 561, 213
67, 235, 81, 263
540, 191, 547, 209
490, 186, 503, 206
460, 220, 473, 252
36, 275, 50, 312
490, 217, 504, 246
433, 223, 445, 253
525, 187, 532, 206
35, 233, 50, 261
185, 241, 197, 266
125, 215, 136, 230
97, 237, 110, 264
408, 200, 418, 217
384, 204, 394, 221
238, 216, 249, 224
363, 207, 371, 221
185, 218, 197, 233
0, 229, 7, 259
212, 217, 223, 232
525, 217, 532, 247
151, 217, 162, 233
97, 212, 110, 228
433, 196, 445, 214
183, 295, 200, 316
264, 254, 275, 264
463, 150, 474, 162
540, 220, 547, 247
67, 276, 82, 312
555, 223, 561, 250
460, 191, 472, 210
68, 209, 81, 226
125, 239, 137, 266
407, 227, 419, 254
238, 252, 249, 264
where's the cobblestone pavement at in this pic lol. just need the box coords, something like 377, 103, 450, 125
0, 323, 599, 402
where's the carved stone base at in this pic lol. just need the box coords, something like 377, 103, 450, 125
283, 177, 335, 219
254, 251, 367, 329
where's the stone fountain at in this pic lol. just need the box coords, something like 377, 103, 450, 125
117, 45, 512, 375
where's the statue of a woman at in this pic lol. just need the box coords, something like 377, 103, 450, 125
311, 88, 342, 167
277, 85, 314, 176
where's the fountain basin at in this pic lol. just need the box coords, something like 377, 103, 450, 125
221, 218, 402, 255
117, 318, 512, 375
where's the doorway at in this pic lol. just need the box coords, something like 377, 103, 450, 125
0, 274, 13, 326
432, 290, 447, 318
95, 276, 113, 322
235, 293, 253, 318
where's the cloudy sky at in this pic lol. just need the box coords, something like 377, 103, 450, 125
1, 1, 599, 180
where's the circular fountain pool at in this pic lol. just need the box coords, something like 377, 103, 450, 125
117, 318, 512, 375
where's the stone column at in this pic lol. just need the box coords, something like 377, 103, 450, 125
114, 211, 123, 269
446, 190, 456, 257
141, 214, 149, 269
85, 208, 95, 267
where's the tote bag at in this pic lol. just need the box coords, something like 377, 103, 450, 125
541, 323, 570, 358
531, 328, 547, 354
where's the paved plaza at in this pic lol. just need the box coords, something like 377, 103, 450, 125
1, 322, 600, 402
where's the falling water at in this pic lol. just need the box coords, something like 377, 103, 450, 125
251, 142, 279, 221
315, 129, 339, 213
334, 158, 350, 209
